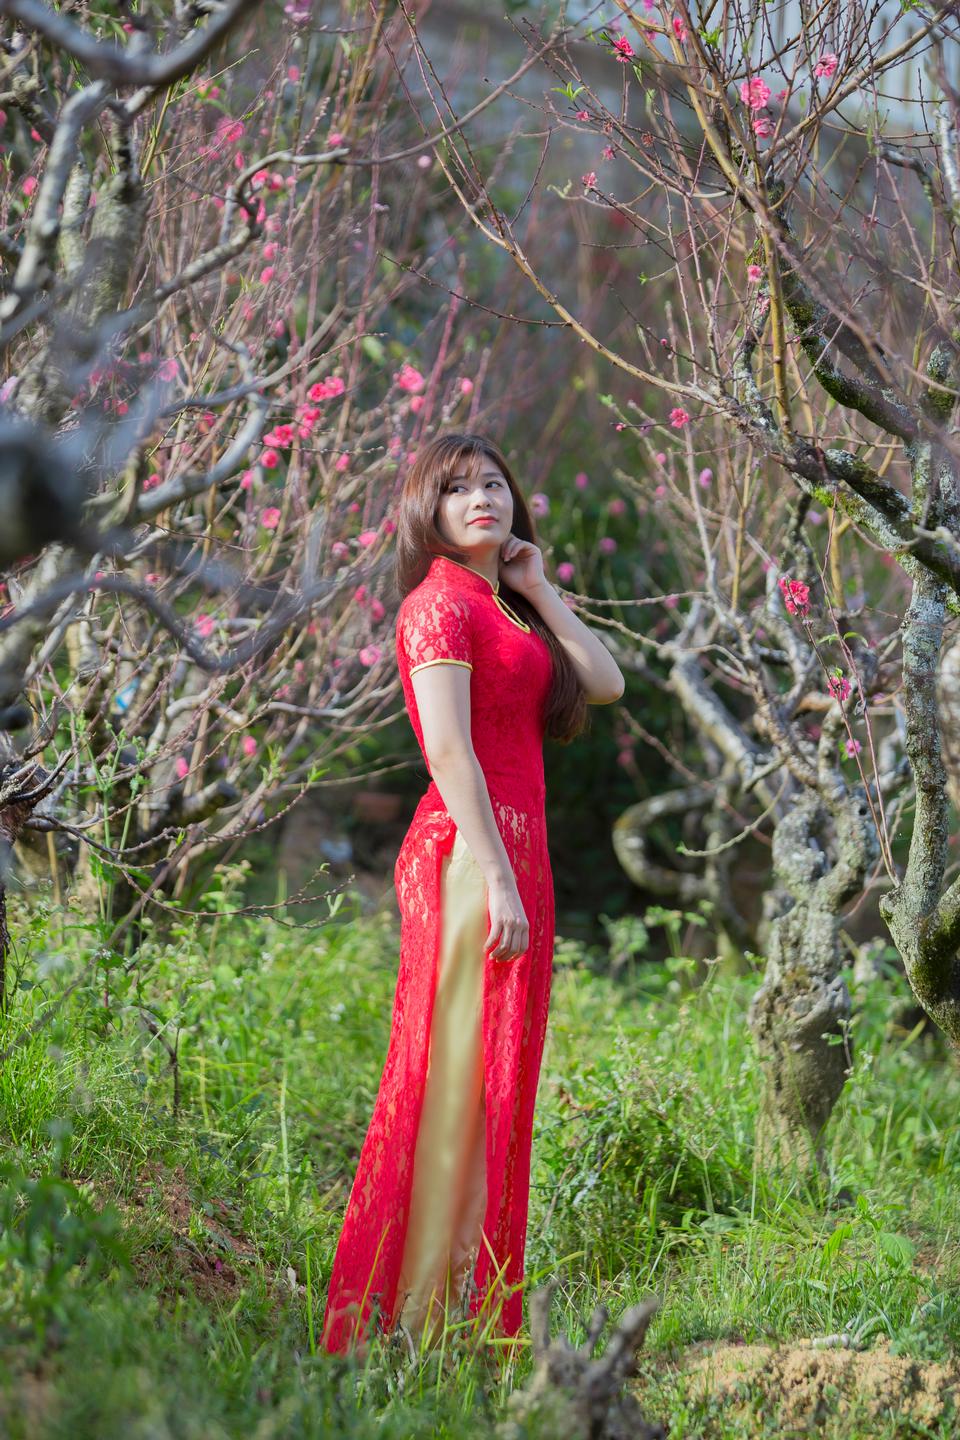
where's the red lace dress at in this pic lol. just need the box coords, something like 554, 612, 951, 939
321, 553, 555, 1352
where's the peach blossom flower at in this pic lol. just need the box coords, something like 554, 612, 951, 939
739, 78, 771, 110
395, 363, 425, 393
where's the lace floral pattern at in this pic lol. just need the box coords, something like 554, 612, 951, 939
321, 555, 555, 1352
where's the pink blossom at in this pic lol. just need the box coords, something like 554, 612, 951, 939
328, 131, 344, 147
354, 585, 368, 605
157, 358, 179, 382
654, 483, 666, 497
813, 52, 838, 79
359, 644, 382, 667
308, 376, 346, 402
287, 65, 300, 83
145, 572, 160, 585
263, 424, 294, 448
748, 263, 763, 282
530, 492, 550, 517
752, 116, 774, 140
240, 470, 254, 489
383, 520, 396, 535
844, 737, 862, 757
557, 561, 576, 583
776, 89, 789, 102
175, 757, 190, 780
602, 145, 616, 160
575, 471, 589, 489
395, 363, 425, 393
778, 575, 810, 617
669, 407, 690, 428
335, 453, 350, 471
809, 510, 823, 526
260, 266, 275, 284
260, 448, 280, 470
459, 377, 474, 395
612, 35, 635, 62
655, 451, 667, 464
21, 176, 37, 197
263, 241, 279, 261
261, 507, 282, 530
698, 467, 713, 486
615, 422, 625, 432
242, 734, 258, 757
195, 613, 216, 638
331, 541, 350, 559
599, 536, 618, 555
357, 529, 378, 547
215, 118, 244, 146
672, 15, 687, 41
827, 673, 851, 703
144, 473, 162, 491
370, 597, 386, 622
664, 594, 679, 608
608, 497, 627, 516
739, 77, 771, 110
576, 109, 590, 121
417, 155, 432, 170
410, 394, 425, 413
582, 171, 597, 188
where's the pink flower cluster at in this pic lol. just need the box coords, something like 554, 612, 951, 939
740, 77, 771, 110
827, 673, 851, 703
669, 407, 690, 428
309, 375, 345, 402
813, 52, 838, 79
395, 363, 425, 394
612, 35, 635, 62
778, 575, 810, 616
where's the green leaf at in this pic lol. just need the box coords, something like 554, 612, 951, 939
878, 1231, 916, 1268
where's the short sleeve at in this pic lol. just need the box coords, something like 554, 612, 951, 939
397, 588, 474, 675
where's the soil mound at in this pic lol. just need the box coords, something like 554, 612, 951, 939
682, 1338, 960, 1429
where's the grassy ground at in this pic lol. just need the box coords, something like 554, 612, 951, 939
0, 870, 958, 1438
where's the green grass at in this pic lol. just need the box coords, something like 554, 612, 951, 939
0, 877, 958, 1437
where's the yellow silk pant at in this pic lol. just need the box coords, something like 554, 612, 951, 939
395, 827, 488, 1342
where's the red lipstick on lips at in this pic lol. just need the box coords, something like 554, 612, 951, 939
469, 517, 497, 525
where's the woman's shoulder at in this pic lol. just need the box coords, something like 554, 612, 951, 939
396, 575, 477, 628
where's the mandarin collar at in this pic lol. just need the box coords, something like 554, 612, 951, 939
428, 553, 502, 596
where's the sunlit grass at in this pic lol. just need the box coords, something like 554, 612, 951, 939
0, 885, 957, 1436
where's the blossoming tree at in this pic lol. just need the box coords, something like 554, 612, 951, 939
390, 0, 960, 1170
0, 0, 541, 1014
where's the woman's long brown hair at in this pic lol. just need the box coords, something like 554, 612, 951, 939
394, 433, 589, 745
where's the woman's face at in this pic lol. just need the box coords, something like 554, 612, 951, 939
435, 455, 514, 556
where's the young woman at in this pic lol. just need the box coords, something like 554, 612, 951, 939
321, 433, 625, 1353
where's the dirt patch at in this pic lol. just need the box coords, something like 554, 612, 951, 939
680, 1337, 960, 1430
80, 1160, 282, 1310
